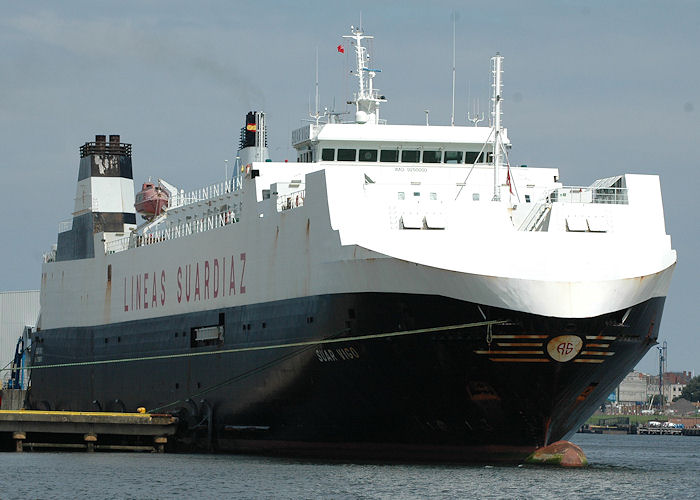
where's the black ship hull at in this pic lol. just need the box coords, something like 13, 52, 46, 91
28, 293, 665, 462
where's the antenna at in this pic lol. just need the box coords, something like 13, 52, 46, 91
451, 12, 457, 126
315, 47, 319, 118
468, 101, 484, 126
466, 81, 484, 126
310, 47, 322, 125
468, 100, 484, 127
491, 53, 504, 201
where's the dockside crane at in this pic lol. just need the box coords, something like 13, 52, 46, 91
656, 341, 668, 410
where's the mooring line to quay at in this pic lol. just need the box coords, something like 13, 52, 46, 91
3, 319, 507, 372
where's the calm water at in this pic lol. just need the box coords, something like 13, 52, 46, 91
0, 434, 698, 499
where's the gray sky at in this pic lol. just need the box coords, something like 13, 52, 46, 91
1, 1, 698, 375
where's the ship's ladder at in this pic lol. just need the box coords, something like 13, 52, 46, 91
518, 202, 552, 231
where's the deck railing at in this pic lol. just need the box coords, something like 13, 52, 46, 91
169, 178, 242, 209
550, 186, 628, 205
277, 190, 306, 212
104, 210, 237, 254
80, 142, 132, 158
517, 186, 628, 231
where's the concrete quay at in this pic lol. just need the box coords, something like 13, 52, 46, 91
0, 410, 177, 452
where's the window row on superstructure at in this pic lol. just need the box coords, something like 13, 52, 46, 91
298, 147, 494, 164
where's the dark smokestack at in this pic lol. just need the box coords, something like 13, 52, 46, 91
95, 135, 106, 152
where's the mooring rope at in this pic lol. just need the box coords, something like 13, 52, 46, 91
148, 318, 507, 414
4, 319, 506, 372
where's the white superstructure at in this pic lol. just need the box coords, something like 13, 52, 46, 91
39, 26, 676, 333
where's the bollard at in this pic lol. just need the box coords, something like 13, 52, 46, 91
13, 431, 26, 453
84, 433, 97, 452
154, 436, 167, 453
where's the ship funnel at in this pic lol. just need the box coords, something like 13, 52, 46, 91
55, 134, 136, 261
237, 111, 269, 166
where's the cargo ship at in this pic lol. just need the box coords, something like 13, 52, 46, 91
30, 26, 676, 461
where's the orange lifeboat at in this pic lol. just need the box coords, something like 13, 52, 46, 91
134, 182, 169, 221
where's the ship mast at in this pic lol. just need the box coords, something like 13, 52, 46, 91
343, 26, 386, 124
491, 53, 504, 201
450, 12, 456, 127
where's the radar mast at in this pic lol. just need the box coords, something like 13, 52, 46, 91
343, 26, 387, 124
491, 53, 504, 201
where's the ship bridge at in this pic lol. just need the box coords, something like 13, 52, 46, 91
292, 123, 511, 164
291, 25, 510, 168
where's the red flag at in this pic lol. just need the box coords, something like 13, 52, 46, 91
337, 44, 345, 54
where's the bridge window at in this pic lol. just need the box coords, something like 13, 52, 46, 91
423, 150, 442, 163
525, 194, 531, 203
321, 148, 335, 161
444, 151, 463, 164
465, 152, 490, 164
380, 149, 399, 162
473, 193, 480, 201
297, 151, 313, 163
337, 149, 356, 161
401, 150, 420, 163
359, 149, 378, 162
398, 192, 405, 200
